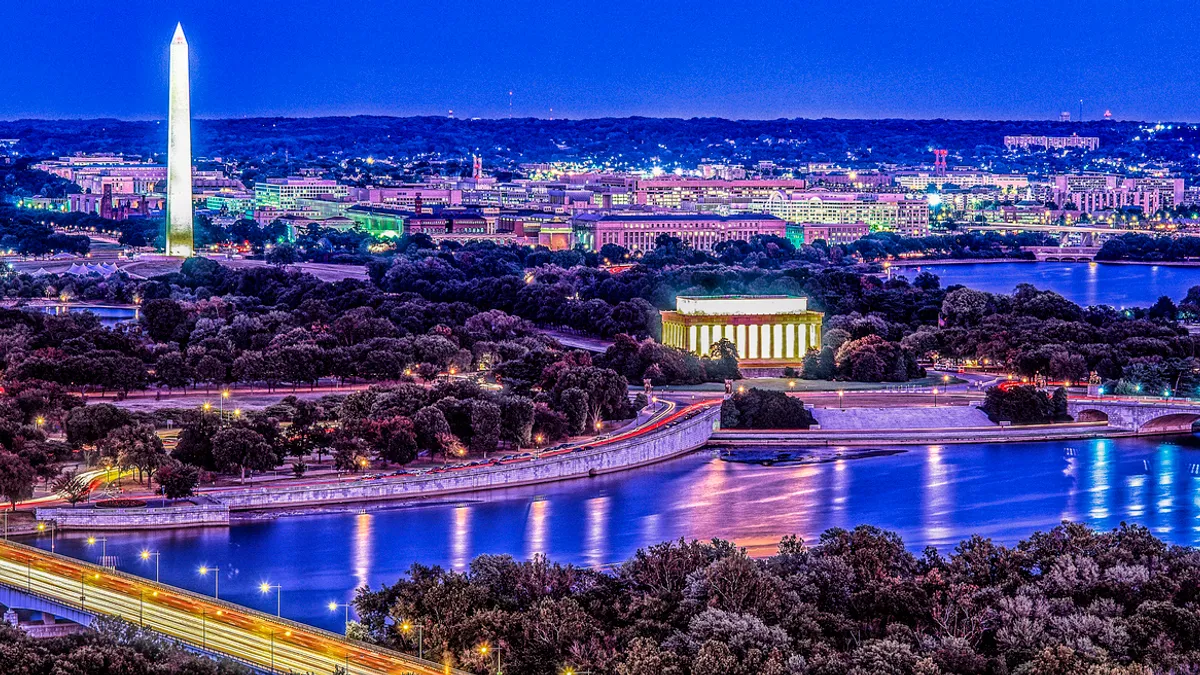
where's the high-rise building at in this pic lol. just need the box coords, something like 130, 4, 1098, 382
165, 23, 194, 257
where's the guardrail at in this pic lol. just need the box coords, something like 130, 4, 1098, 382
0, 539, 466, 675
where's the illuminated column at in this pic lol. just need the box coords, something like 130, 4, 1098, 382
689, 325, 698, 355
166, 23, 194, 257
798, 322, 808, 355
736, 324, 747, 359
748, 323, 759, 359
773, 324, 784, 359
786, 324, 796, 359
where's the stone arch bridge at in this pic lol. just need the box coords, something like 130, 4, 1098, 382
1068, 398, 1200, 434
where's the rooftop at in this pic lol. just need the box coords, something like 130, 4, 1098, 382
674, 295, 812, 316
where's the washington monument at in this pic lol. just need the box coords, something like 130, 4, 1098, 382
165, 23, 194, 257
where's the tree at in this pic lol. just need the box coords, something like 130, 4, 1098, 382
155, 460, 200, 499
498, 396, 534, 448
368, 416, 419, 465
0, 451, 35, 510
981, 385, 1070, 425
469, 400, 501, 455
141, 298, 187, 343
172, 413, 220, 470
211, 428, 277, 483
98, 424, 167, 485
560, 388, 590, 436
413, 406, 452, 456
52, 470, 92, 506
155, 352, 192, 392
704, 338, 742, 382
532, 403, 570, 444
195, 355, 226, 392
65, 404, 133, 449
720, 389, 817, 429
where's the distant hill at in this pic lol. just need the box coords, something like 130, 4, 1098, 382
0, 116, 1189, 176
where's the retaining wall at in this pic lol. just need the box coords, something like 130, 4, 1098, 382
36, 503, 230, 530
216, 405, 721, 511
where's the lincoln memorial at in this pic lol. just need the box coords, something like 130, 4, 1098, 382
659, 295, 823, 367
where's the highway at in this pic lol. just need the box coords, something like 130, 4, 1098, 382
0, 540, 465, 675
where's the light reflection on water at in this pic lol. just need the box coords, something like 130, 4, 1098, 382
26, 435, 1200, 632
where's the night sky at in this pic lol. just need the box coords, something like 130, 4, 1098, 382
2, 0, 1197, 121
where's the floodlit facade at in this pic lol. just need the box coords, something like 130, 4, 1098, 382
573, 213, 787, 252
165, 23, 194, 257
660, 295, 823, 367
255, 178, 349, 210
755, 192, 930, 237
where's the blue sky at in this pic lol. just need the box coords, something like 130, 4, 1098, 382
1, 0, 1196, 121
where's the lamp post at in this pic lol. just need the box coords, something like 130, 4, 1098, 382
479, 643, 502, 675
220, 388, 230, 418
260, 582, 282, 617
401, 620, 424, 659
139, 549, 160, 583
837, 389, 844, 409
329, 601, 352, 635
932, 386, 939, 407
198, 565, 220, 599
86, 535, 107, 561
36, 521, 56, 552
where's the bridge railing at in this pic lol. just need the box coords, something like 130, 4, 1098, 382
0, 539, 467, 675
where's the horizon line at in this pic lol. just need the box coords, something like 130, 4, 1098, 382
0, 113, 1174, 124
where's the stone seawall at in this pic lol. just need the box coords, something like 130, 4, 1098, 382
36, 502, 230, 530
216, 404, 721, 512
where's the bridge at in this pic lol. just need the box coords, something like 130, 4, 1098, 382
1067, 397, 1200, 434
964, 223, 1157, 246
0, 539, 464, 675
1025, 246, 1102, 262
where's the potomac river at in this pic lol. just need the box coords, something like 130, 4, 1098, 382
24, 434, 1200, 632
900, 261, 1200, 307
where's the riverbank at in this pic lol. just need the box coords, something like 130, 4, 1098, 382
709, 421, 1120, 447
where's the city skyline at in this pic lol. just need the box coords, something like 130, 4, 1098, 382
3, 0, 1200, 122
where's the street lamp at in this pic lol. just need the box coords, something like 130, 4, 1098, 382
198, 565, 220, 599
220, 389, 230, 418
202, 401, 212, 415
837, 390, 844, 409
400, 620, 424, 659
328, 601, 352, 635
260, 582, 282, 617
35, 416, 44, 428
932, 387, 939, 407
36, 521, 56, 552
139, 549, 161, 583
86, 535, 108, 560
479, 642, 502, 675
562, 668, 592, 675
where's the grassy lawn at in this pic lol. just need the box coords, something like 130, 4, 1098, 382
657, 376, 964, 393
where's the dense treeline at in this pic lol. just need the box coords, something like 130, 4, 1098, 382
720, 389, 817, 429
0, 117, 1182, 178
354, 522, 1200, 674
0, 255, 654, 499
1096, 232, 1200, 262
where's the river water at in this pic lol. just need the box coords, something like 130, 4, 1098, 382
25, 435, 1200, 632
900, 261, 1200, 307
